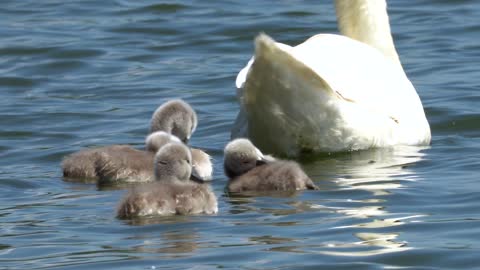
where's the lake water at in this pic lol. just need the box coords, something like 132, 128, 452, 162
1, 0, 479, 269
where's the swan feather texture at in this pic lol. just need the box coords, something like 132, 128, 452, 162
232, 0, 431, 157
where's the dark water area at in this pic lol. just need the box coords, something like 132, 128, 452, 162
1, 0, 480, 269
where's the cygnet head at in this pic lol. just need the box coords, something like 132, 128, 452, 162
224, 138, 267, 178
154, 142, 193, 182
145, 131, 182, 153
150, 99, 197, 143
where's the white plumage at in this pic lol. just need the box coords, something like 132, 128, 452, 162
232, 0, 431, 157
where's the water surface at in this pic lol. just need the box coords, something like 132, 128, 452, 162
1, 1, 480, 269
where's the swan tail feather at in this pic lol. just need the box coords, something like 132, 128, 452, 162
251, 33, 336, 98
241, 33, 343, 155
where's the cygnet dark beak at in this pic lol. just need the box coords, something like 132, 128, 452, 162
255, 157, 268, 166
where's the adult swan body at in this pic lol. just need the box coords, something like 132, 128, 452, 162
232, 0, 431, 157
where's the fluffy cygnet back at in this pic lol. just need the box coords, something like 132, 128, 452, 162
98, 137, 213, 184
62, 131, 177, 183
224, 138, 318, 193
117, 142, 218, 218
95, 131, 183, 184
150, 99, 197, 143
62, 145, 128, 181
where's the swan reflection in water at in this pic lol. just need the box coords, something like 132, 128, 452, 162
319, 232, 410, 257
304, 145, 428, 256
305, 145, 428, 195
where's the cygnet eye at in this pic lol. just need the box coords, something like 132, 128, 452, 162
158, 160, 167, 165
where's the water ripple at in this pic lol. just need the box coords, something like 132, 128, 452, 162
0, 0, 479, 269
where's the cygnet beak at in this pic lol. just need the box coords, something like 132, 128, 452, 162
254, 146, 270, 166
255, 159, 267, 166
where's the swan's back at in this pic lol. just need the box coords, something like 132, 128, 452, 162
234, 33, 431, 155
291, 34, 425, 126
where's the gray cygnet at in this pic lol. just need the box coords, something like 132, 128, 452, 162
117, 142, 218, 218
224, 138, 318, 193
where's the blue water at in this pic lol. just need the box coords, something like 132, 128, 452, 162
1, 1, 480, 269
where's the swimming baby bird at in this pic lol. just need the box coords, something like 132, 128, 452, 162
150, 99, 197, 143
62, 99, 212, 182
93, 131, 181, 184
146, 131, 213, 181
149, 99, 212, 180
224, 138, 318, 193
62, 131, 179, 183
148, 127, 213, 182
117, 142, 218, 218
77, 131, 211, 184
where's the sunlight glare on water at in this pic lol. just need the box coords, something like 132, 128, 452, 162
1, 0, 480, 269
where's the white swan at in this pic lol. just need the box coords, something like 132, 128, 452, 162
232, 0, 431, 157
